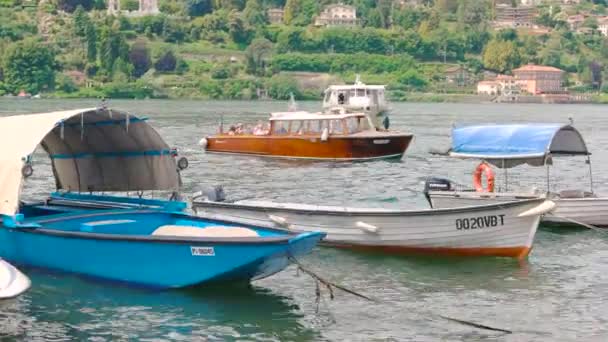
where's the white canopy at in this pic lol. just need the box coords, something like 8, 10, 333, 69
270, 111, 365, 121
0, 108, 180, 216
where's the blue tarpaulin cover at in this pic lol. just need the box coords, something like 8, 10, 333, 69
449, 124, 588, 167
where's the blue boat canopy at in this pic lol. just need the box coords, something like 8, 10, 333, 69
449, 124, 589, 168
0, 108, 180, 216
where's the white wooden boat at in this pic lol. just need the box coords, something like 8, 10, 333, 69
425, 123, 608, 227
193, 191, 555, 259
0, 259, 30, 299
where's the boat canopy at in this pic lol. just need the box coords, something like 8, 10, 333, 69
449, 124, 589, 168
0, 108, 180, 216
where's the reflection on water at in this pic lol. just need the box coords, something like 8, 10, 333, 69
1, 99, 608, 341
1, 270, 318, 341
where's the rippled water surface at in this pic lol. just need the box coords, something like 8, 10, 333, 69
1, 99, 608, 341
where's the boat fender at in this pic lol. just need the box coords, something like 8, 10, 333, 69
0, 259, 31, 299
356, 221, 380, 234
199, 138, 208, 149
268, 214, 290, 228
517, 200, 556, 217
321, 128, 329, 142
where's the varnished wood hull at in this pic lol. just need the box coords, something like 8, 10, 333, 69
204, 134, 413, 160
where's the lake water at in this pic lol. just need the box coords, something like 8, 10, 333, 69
1, 99, 607, 341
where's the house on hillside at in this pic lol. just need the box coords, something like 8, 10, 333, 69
267, 8, 284, 24
477, 81, 499, 95
520, 0, 540, 5
494, 4, 537, 28
444, 65, 471, 87
314, 3, 358, 27
566, 14, 585, 30
107, 0, 160, 16
598, 17, 608, 36
513, 64, 565, 94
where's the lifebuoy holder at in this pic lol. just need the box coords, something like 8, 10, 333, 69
473, 161, 495, 192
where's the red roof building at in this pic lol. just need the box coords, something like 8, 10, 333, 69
513, 65, 565, 94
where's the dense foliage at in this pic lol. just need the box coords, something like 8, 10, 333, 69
0, 0, 606, 99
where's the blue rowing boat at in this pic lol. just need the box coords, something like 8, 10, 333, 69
0, 108, 324, 289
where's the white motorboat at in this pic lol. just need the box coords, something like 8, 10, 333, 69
0, 259, 30, 299
323, 75, 391, 130
425, 123, 608, 227
192, 188, 555, 259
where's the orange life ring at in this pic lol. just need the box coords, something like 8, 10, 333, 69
473, 162, 495, 192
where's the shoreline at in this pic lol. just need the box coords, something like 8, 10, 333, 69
5, 93, 606, 104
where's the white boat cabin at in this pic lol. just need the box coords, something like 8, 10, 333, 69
268, 111, 375, 137
323, 85, 387, 113
322, 78, 389, 130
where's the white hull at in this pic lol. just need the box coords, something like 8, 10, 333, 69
193, 198, 554, 258
429, 192, 608, 227
0, 259, 30, 299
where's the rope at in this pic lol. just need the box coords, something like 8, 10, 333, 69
545, 213, 607, 234
289, 257, 512, 335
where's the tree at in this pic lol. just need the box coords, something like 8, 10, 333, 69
154, 49, 177, 72
243, 0, 266, 27
58, 0, 95, 12
217, 0, 246, 10
398, 69, 427, 90
85, 22, 97, 62
73, 6, 89, 37
367, 8, 384, 28
457, 0, 488, 28
266, 74, 301, 99
98, 28, 130, 76
283, 0, 300, 25
3, 39, 56, 94
228, 11, 253, 44
245, 37, 273, 75
482, 39, 520, 73
185, 0, 213, 17
129, 40, 151, 78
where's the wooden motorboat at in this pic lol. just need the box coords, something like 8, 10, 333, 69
192, 187, 555, 259
201, 111, 413, 161
425, 123, 608, 227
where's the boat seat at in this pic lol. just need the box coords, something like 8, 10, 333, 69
152, 225, 259, 238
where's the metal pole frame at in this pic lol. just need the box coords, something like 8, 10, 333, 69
587, 155, 594, 193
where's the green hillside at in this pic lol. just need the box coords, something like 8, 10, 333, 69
0, 0, 607, 100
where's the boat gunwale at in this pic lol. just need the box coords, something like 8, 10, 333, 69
5, 209, 314, 245
429, 191, 608, 202
206, 133, 414, 140
192, 197, 547, 217
203, 151, 404, 161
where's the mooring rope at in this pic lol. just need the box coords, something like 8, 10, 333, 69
545, 213, 607, 234
289, 257, 512, 334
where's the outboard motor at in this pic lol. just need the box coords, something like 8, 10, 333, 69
193, 185, 226, 203
423, 177, 453, 208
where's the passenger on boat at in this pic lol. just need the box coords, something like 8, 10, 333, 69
227, 125, 237, 135
253, 121, 264, 135
235, 123, 244, 135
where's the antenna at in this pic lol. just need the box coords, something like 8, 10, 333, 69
288, 92, 297, 112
